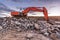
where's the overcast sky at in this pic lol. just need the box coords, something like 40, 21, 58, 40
0, 0, 60, 17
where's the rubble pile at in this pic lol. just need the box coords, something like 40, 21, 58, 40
0, 17, 60, 40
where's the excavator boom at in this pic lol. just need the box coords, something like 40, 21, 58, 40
22, 7, 48, 20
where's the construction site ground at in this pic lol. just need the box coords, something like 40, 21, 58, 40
0, 16, 60, 40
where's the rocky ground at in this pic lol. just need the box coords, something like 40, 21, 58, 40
0, 17, 60, 40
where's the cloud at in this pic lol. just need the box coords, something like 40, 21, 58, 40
0, 2, 16, 13
10, 0, 41, 3
0, 2, 7, 8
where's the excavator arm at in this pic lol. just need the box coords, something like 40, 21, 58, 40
22, 7, 43, 15
22, 7, 48, 20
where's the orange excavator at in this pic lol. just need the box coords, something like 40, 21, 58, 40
11, 7, 48, 20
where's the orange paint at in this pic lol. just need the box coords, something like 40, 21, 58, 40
11, 12, 19, 16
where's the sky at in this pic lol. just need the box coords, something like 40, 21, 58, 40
0, 0, 60, 17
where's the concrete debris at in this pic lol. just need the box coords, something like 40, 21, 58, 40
55, 21, 60, 25
50, 33, 60, 40
0, 26, 3, 30
34, 23, 40, 30
26, 33, 35, 39
0, 17, 60, 40
47, 20, 56, 25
